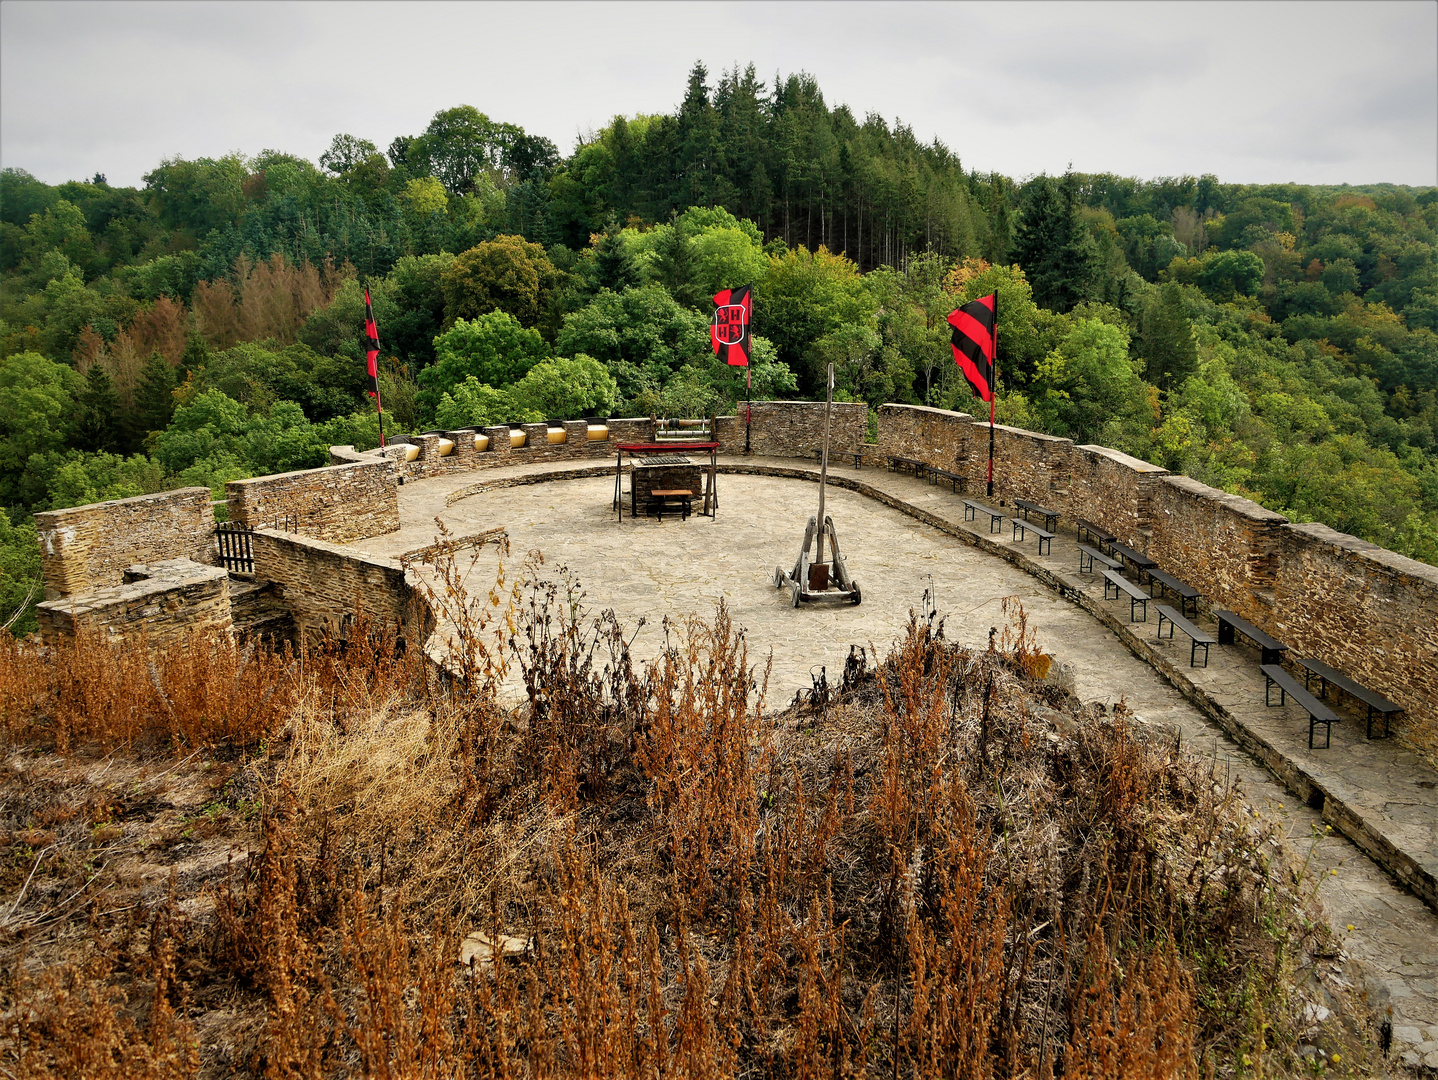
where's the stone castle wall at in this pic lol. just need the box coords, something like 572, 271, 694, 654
876, 403, 1438, 762
715, 401, 868, 458
227, 459, 399, 543
36, 558, 233, 648
249, 528, 430, 648
35, 488, 215, 601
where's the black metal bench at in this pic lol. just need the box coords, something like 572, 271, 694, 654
814, 448, 866, 468
1078, 544, 1121, 575
1009, 518, 1054, 555
1012, 498, 1059, 532
1292, 656, 1401, 739
1145, 567, 1201, 617
1107, 540, 1157, 576
1156, 604, 1213, 667
927, 468, 965, 493
1211, 608, 1288, 665
962, 499, 1006, 533
887, 456, 926, 479
1262, 664, 1340, 749
1074, 517, 1116, 550
1102, 568, 1150, 621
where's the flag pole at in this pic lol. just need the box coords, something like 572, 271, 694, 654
816, 361, 833, 568
744, 281, 753, 454
987, 293, 997, 498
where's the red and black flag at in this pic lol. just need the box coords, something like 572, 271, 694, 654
363, 287, 382, 401
363, 287, 386, 447
711, 284, 752, 366
947, 293, 997, 402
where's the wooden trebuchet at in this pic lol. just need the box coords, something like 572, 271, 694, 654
773, 515, 861, 606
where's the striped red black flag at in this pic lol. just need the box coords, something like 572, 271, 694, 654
363, 287, 382, 401
948, 293, 997, 402
711, 284, 752, 366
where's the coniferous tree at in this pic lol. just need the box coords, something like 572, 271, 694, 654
1137, 282, 1198, 391
652, 221, 699, 308
594, 226, 640, 293
133, 354, 178, 446
1012, 173, 1098, 312
75, 365, 122, 453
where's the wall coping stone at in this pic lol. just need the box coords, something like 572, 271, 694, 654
1161, 475, 1289, 524
253, 526, 405, 574
878, 403, 976, 423
36, 486, 212, 522
1286, 521, 1438, 584
1075, 444, 1170, 474
37, 559, 228, 618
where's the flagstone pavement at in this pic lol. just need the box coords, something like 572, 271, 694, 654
353, 453, 1438, 1068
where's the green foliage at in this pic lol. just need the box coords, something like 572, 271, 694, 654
433, 378, 533, 429
442, 234, 560, 328
1013, 173, 1099, 312
757, 246, 874, 389
1032, 318, 1150, 443
0, 351, 81, 503
1136, 283, 1199, 390
0, 507, 41, 637
555, 285, 711, 404
420, 311, 551, 415
509, 354, 619, 419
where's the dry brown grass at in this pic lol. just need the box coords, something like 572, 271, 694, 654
0, 564, 1380, 1078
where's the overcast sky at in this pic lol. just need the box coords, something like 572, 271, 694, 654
2, 1, 1435, 190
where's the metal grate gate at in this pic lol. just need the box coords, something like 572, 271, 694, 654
215, 523, 254, 573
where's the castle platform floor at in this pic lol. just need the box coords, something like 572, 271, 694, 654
349, 453, 1438, 1061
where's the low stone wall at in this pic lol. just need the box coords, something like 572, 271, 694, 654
35, 488, 214, 601
873, 402, 1438, 765
36, 558, 233, 647
226, 459, 399, 543
249, 528, 430, 648
716, 401, 868, 458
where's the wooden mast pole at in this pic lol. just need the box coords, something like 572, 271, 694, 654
816, 362, 833, 568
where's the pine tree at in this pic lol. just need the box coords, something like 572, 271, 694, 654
75, 365, 123, 454
1012, 173, 1098, 312
652, 221, 699, 308
594, 225, 640, 293
133, 354, 178, 447
1138, 283, 1198, 391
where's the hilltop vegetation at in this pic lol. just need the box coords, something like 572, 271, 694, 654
3, 62, 1437, 632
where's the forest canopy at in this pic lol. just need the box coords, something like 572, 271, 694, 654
3, 61, 1437, 633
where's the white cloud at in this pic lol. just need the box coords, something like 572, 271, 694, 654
2, 0, 1433, 188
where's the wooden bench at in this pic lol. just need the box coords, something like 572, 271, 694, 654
927, 468, 966, 493
1211, 608, 1288, 665
962, 499, 1006, 533
1293, 656, 1401, 739
887, 456, 926, 479
1074, 517, 1116, 550
645, 489, 692, 521
1009, 518, 1054, 555
1107, 540, 1157, 576
1078, 544, 1121, 575
1156, 604, 1214, 667
1013, 498, 1058, 532
1102, 568, 1150, 621
1262, 664, 1340, 749
1145, 567, 1201, 617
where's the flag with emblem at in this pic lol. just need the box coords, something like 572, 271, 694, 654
711, 284, 752, 366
